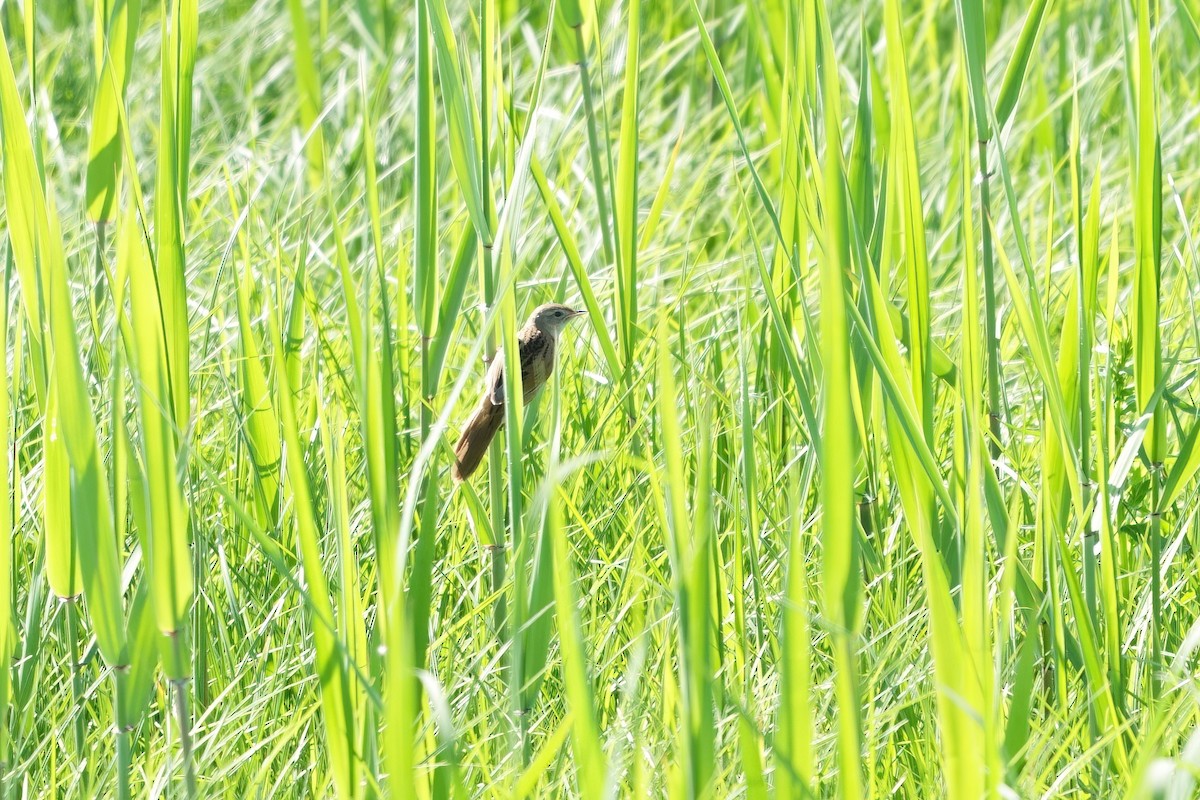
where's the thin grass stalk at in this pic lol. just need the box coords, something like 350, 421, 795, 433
169, 666, 197, 798
408, 4, 446, 758
271, 314, 360, 800
976, 144, 1004, 456
430, 0, 507, 639
1035, 172, 1074, 711
415, 0, 438, 440
127, 19, 200, 792
358, 185, 409, 798
1095, 225, 1125, 703
103, 320, 135, 800
985, 123, 1084, 509
285, 0, 325, 186
516, 399, 563, 720
613, 0, 640, 379
954, 0, 1006, 457
1130, 0, 1164, 699
358, 75, 431, 775
410, 4, 444, 724
564, 0, 615, 268
529, 155, 620, 379
686, 401, 716, 798
977, 0, 1052, 447
483, 150, 509, 667
117, 473, 161, 729
321, 396, 370, 703
776, 461, 815, 797
1148, 464, 1162, 695
113, 666, 133, 800
63, 598, 86, 761
957, 63, 1000, 796
498, 258, 527, 762
126, 190, 192, 788
1068, 96, 1106, 729
113, 507, 162, 800
0, 257, 10, 795
547, 493, 606, 795
653, 319, 714, 798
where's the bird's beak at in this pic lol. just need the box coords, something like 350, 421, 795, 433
571, 309, 588, 318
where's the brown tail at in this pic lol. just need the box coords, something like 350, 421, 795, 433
452, 400, 504, 482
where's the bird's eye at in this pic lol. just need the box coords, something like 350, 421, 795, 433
555, 310, 564, 317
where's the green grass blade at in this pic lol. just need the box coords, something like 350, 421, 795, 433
0, 260, 10, 766
1132, 0, 1163, 465
414, 0, 438, 339
122, 207, 190, 670
994, 0, 1052, 131
529, 155, 620, 381
613, 0, 640, 375
234, 233, 283, 531
285, 0, 326, 185
426, 0, 491, 244
954, 0, 990, 141
270, 317, 360, 800
154, 0, 196, 428
814, 20, 863, 796
85, 0, 141, 223
0, 25, 126, 666
548, 493, 607, 796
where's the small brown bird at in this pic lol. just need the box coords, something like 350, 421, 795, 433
452, 303, 587, 482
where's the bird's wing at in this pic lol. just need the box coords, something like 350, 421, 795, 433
486, 332, 555, 406
486, 351, 506, 405
518, 332, 554, 402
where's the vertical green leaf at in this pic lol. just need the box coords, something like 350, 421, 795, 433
425, 0, 491, 243
271, 319, 359, 800
954, 0, 989, 142
413, 0, 438, 339
86, 0, 141, 223
0, 22, 49, 400
43, 382, 79, 600
285, 0, 326, 185
614, 0, 640, 375
0, 25, 125, 666
775, 465, 815, 798
814, 14, 862, 796
235, 244, 283, 532
994, 0, 1052, 131
0, 259, 11, 765
1132, 0, 1162, 464
548, 494, 607, 796
123, 207, 190, 671
154, 0, 197, 427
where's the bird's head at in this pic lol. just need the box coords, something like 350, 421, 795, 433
529, 303, 586, 334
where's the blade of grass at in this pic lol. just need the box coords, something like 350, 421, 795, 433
85, 0, 141, 223
613, 0, 640, 376
285, 0, 326, 185
270, 315, 360, 800
0, 256, 12, 781
814, 18, 863, 796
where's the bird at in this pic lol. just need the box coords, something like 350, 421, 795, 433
452, 303, 587, 482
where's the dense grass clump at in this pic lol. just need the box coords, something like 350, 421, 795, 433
2, 0, 1200, 797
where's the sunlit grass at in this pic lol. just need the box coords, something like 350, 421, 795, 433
2, 0, 1200, 797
